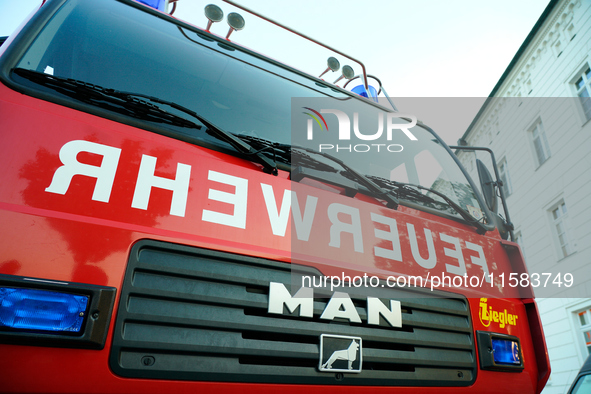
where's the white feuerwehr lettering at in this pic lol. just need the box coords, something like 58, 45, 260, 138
466, 241, 490, 282
291, 192, 318, 242
131, 154, 191, 217
45, 140, 121, 202
261, 183, 291, 236
371, 213, 402, 261
202, 170, 248, 229
440, 233, 467, 277
260, 184, 319, 240
407, 223, 437, 269
327, 203, 364, 253
44, 140, 491, 282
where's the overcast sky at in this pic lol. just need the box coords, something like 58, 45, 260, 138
0, 0, 550, 143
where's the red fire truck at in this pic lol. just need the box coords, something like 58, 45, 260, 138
0, 0, 549, 392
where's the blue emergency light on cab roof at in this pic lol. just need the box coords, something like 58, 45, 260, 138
352, 84, 379, 102
0, 287, 89, 333
492, 337, 521, 365
136, 0, 166, 12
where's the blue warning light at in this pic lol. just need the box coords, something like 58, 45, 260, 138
136, 0, 167, 12
0, 287, 89, 333
352, 84, 379, 102
492, 338, 521, 365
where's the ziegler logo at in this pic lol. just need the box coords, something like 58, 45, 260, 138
267, 282, 402, 328
479, 298, 518, 329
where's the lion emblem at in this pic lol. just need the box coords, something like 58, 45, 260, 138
321, 340, 359, 370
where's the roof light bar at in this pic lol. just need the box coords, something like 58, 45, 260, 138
352, 84, 378, 102
136, 0, 167, 12
222, 0, 369, 89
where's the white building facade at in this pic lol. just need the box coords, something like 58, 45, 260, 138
457, 0, 591, 392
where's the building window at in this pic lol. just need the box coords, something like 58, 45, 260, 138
552, 38, 563, 57
575, 66, 591, 121
498, 158, 512, 197
550, 201, 574, 259
578, 309, 591, 355
529, 121, 551, 167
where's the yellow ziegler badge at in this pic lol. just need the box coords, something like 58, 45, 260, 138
479, 298, 518, 329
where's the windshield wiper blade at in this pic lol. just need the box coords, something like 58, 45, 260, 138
368, 176, 488, 234
291, 146, 399, 209
14, 68, 198, 128
13, 68, 278, 175
235, 135, 344, 173
234, 134, 291, 167
368, 176, 449, 209
233, 135, 398, 208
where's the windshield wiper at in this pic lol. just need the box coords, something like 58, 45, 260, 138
13, 68, 199, 128
13, 68, 278, 175
368, 176, 488, 234
291, 146, 399, 209
234, 134, 484, 232
235, 134, 342, 173
233, 135, 399, 209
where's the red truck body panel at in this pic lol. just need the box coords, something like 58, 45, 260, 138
0, 0, 549, 392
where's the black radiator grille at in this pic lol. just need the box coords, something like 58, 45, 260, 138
110, 240, 476, 386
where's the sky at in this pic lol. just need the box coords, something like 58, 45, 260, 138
0, 0, 550, 143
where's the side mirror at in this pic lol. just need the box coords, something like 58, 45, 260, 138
476, 159, 498, 213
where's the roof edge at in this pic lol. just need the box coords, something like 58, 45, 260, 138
459, 0, 560, 145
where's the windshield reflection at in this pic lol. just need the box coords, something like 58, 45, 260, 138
13, 0, 484, 219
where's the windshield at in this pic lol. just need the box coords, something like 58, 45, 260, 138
291, 97, 485, 220
15, 0, 342, 144
11, 0, 485, 221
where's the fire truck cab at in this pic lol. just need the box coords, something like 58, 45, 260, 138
0, 0, 549, 393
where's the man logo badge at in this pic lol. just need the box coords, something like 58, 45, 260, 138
319, 334, 362, 373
